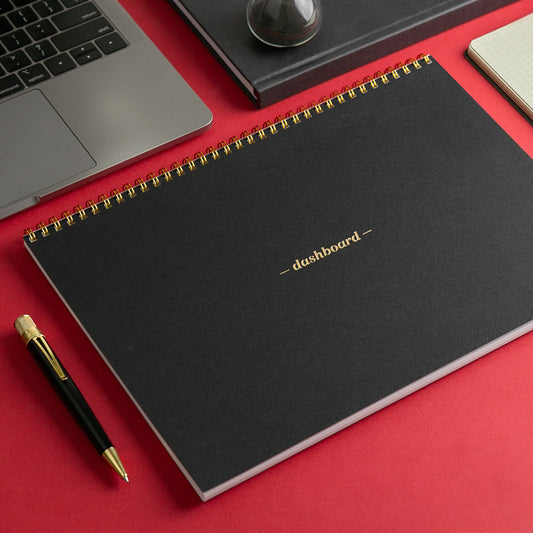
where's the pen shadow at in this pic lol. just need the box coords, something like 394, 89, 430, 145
130, 418, 203, 509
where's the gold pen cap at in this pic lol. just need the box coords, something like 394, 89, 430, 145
14, 314, 42, 345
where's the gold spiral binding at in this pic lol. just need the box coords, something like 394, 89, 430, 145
24, 228, 37, 242
228, 136, 244, 150
291, 112, 301, 124
147, 172, 161, 187
36, 222, 49, 237
135, 178, 149, 193
170, 161, 185, 176
253, 125, 268, 140
263, 121, 277, 134
98, 194, 112, 209
385, 66, 401, 80
74, 204, 87, 220
25, 54, 431, 241
206, 146, 221, 160
49, 216, 62, 232
123, 183, 136, 198
330, 91, 345, 104
321, 97, 335, 110
86, 199, 99, 215
160, 168, 173, 181
61, 210, 75, 226
110, 188, 124, 203
194, 151, 209, 165
278, 116, 291, 129
183, 156, 197, 170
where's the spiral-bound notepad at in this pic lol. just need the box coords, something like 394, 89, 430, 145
23, 56, 533, 500
467, 13, 533, 120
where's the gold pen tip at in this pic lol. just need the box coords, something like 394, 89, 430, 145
102, 447, 128, 483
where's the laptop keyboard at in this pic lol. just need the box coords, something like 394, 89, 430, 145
0, 0, 128, 99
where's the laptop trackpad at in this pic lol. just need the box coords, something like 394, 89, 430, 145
0, 90, 95, 212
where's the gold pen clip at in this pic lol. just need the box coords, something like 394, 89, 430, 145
14, 315, 68, 381
34, 336, 68, 381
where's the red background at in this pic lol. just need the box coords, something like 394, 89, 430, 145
2, 1, 532, 531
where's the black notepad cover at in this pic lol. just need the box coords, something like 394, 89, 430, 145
169, 0, 516, 106
25, 58, 533, 499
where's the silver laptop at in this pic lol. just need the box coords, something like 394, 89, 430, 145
0, 0, 212, 220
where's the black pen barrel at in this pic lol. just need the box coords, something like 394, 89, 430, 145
27, 339, 113, 455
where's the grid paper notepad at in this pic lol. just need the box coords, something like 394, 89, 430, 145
467, 13, 533, 120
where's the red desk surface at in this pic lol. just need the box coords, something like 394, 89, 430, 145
2, 1, 532, 531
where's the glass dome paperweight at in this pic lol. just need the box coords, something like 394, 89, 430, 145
246, 0, 323, 48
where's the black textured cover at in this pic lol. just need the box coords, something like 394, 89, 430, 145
168, 0, 516, 106
25, 58, 533, 499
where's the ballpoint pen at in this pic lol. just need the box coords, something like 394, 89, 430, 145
14, 314, 129, 482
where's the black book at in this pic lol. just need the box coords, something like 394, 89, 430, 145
167, 0, 515, 106
24, 56, 533, 500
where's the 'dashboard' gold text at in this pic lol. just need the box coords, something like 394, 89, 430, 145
280, 229, 372, 275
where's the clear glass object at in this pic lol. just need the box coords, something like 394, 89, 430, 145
246, 0, 323, 48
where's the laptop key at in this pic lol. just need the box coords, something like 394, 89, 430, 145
0, 72, 24, 97
34, 0, 64, 17
18, 63, 51, 85
71, 42, 101, 65
0, 1, 14, 16
52, 2, 100, 31
0, 49, 31, 71
8, 7, 38, 27
44, 51, 75, 75
25, 39, 56, 61
51, 17, 113, 51
95, 32, 126, 55
12, 0, 33, 7
26, 19, 57, 40
2, 28, 31, 51
0, 15, 13, 35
